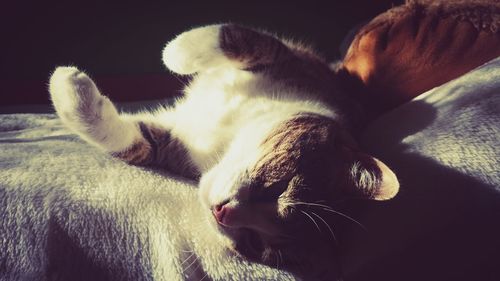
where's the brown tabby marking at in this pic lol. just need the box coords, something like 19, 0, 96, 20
219, 24, 363, 131
111, 141, 152, 165
248, 115, 337, 217
252, 114, 334, 187
219, 24, 291, 70
248, 113, 386, 209
112, 122, 198, 178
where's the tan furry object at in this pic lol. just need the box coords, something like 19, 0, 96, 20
342, 0, 500, 111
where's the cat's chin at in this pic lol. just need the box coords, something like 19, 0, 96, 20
205, 209, 262, 262
213, 223, 264, 262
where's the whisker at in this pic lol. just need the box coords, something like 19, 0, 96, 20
300, 210, 322, 234
318, 208, 367, 231
310, 211, 338, 245
192, 216, 216, 234
182, 255, 199, 273
292, 202, 331, 209
180, 252, 196, 266
291, 201, 366, 231
188, 261, 203, 278
198, 273, 209, 281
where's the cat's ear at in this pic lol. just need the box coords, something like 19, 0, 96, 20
342, 150, 399, 201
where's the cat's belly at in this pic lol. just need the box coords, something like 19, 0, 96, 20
159, 69, 335, 172
160, 94, 276, 171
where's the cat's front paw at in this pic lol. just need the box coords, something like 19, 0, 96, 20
162, 25, 227, 75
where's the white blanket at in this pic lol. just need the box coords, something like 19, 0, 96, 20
0, 123, 295, 280
1, 57, 499, 281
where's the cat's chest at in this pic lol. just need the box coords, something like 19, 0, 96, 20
170, 91, 272, 166
164, 69, 335, 171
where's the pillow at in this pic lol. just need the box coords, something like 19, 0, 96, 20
341, 0, 500, 111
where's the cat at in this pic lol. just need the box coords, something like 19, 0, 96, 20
49, 24, 399, 280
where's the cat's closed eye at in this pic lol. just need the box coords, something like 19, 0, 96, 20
49, 21, 401, 281
259, 178, 291, 202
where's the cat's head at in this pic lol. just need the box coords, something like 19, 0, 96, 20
199, 113, 399, 279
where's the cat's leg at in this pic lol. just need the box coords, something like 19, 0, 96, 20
49, 66, 198, 178
162, 24, 293, 74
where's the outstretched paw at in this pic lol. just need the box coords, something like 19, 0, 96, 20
162, 25, 227, 75
48, 66, 135, 151
49, 66, 105, 125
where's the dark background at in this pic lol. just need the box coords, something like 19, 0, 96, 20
0, 0, 403, 107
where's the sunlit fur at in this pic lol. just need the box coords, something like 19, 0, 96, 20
49, 24, 399, 280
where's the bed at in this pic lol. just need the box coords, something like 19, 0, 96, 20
1, 55, 499, 280
1, 1, 500, 280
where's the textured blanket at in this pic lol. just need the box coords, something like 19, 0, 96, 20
0, 123, 295, 279
1, 57, 499, 281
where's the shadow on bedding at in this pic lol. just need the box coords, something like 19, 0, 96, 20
343, 100, 500, 281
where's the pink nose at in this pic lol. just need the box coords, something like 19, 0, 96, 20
213, 202, 228, 224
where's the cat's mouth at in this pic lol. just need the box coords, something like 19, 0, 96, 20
233, 228, 265, 261
216, 223, 264, 261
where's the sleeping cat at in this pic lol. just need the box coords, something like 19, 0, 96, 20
49, 24, 399, 280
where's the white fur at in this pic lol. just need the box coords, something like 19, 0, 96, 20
5, 23, 500, 280
161, 67, 336, 209
49, 67, 143, 152
50, 25, 337, 212
0, 114, 295, 281
4, 55, 499, 280
162, 25, 231, 74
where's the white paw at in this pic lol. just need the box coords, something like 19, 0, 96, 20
49, 66, 117, 133
49, 66, 138, 152
162, 25, 227, 74
49, 66, 102, 122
